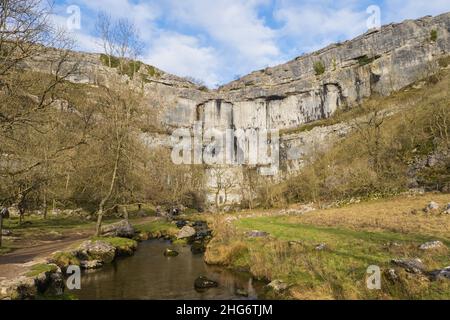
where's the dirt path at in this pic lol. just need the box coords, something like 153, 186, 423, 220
0, 233, 91, 281
0, 216, 158, 281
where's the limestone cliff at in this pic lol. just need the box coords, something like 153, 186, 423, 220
23, 12, 450, 207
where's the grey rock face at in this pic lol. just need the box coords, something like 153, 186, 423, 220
433, 267, 450, 280
0, 276, 37, 300
22, 13, 450, 207
267, 279, 289, 292
177, 226, 196, 239
101, 220, 135, 238
80, 260, 104, 270
78, 240, 116, 264
419, 241, 444, 250
425, 201, 440, 212
246, 230, 270, 238
391, 258, 425, 274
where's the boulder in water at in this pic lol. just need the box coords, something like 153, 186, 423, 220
164, 248, 179, 257
177, 226, 196, 239
194, 276, 218, 290
77, 240, 116, 264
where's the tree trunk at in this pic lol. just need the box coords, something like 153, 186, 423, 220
0, 212, 3, 248
95, 143, 121, 236
43, 189, 47, 219
123, 205, 129, 221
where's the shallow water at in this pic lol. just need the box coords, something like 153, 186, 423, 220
73, 239, 265, 300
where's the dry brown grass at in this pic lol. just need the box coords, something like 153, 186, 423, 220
289, 193, 450, 238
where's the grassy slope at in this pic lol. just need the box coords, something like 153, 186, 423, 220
206, 194, 450, 299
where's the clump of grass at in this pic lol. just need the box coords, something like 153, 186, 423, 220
313, 61, 325, 76
91, 236, 135, 247
26, 264, 58, 277
51, 251, 80, 269
135, 220, 179, 238
100, 54, 120, 68
430, 29, 438, 42
438, 55, 450, 68
146, 65, 161, 78
357, 55, 380, 66
99, 54, 143, 78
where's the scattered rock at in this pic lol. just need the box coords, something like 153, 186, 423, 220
45, 272, 65, 296
424, 201, 439, 213
101, 220, 135, 238
78, 240, 116, 264
246, 230, 269, 238
315, 243, 327, 251
80, 260, 103, 270
419, 241, 444, 250
177, 226, 196, 239
444, 203, 450, 214
164, 248, 179, 257
195, 229, 212, 241
386, 269, 399, 282
391, 258, 425, 274
430, 266, 450, 280
194, 276, 218, 290
0, 276, 36, 300
267, 279, 288, 292
386, 242, 402, 248
175, 220, 188, 229
279, 204, 315, 216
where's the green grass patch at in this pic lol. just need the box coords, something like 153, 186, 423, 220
313, 61, 325, 76
135, 220, 178, 236
222, 216, 450, 299
438, 55, 450, 68
357, 55, 381, 66
26, 263, 58, 277
51, 251, 80, 268
430, 29, 438, 42
90, 236, 137, 248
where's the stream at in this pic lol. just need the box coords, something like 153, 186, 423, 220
73, 239, 266, 300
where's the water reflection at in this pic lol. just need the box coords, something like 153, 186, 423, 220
74, 239, 265, 300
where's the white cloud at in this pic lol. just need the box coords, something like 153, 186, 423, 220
274, 0, 368, 53
164, 0, 281, 79
383, 0, 450, 22
50, 0, 450, 87
144, 32, 221, 87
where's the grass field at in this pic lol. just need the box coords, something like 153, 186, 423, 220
205, 193, 450, 299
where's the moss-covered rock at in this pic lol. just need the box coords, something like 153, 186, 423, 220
77, 240, 116, 263
91, 237, 138, 257
49, 251, 80, 269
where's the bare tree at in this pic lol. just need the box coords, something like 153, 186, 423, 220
96, 12, 143, 78
0, 0, 81, 238
210, 167, 236, 212
353, 107, 387, 172
93, 84, 144, 236
96, 12, 114, 68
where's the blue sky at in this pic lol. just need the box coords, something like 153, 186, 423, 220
51, 0, 450, 87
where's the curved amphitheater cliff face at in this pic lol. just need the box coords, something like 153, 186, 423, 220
26, 13, 450, 207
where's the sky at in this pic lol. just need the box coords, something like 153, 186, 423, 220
51, 0, 450, 87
